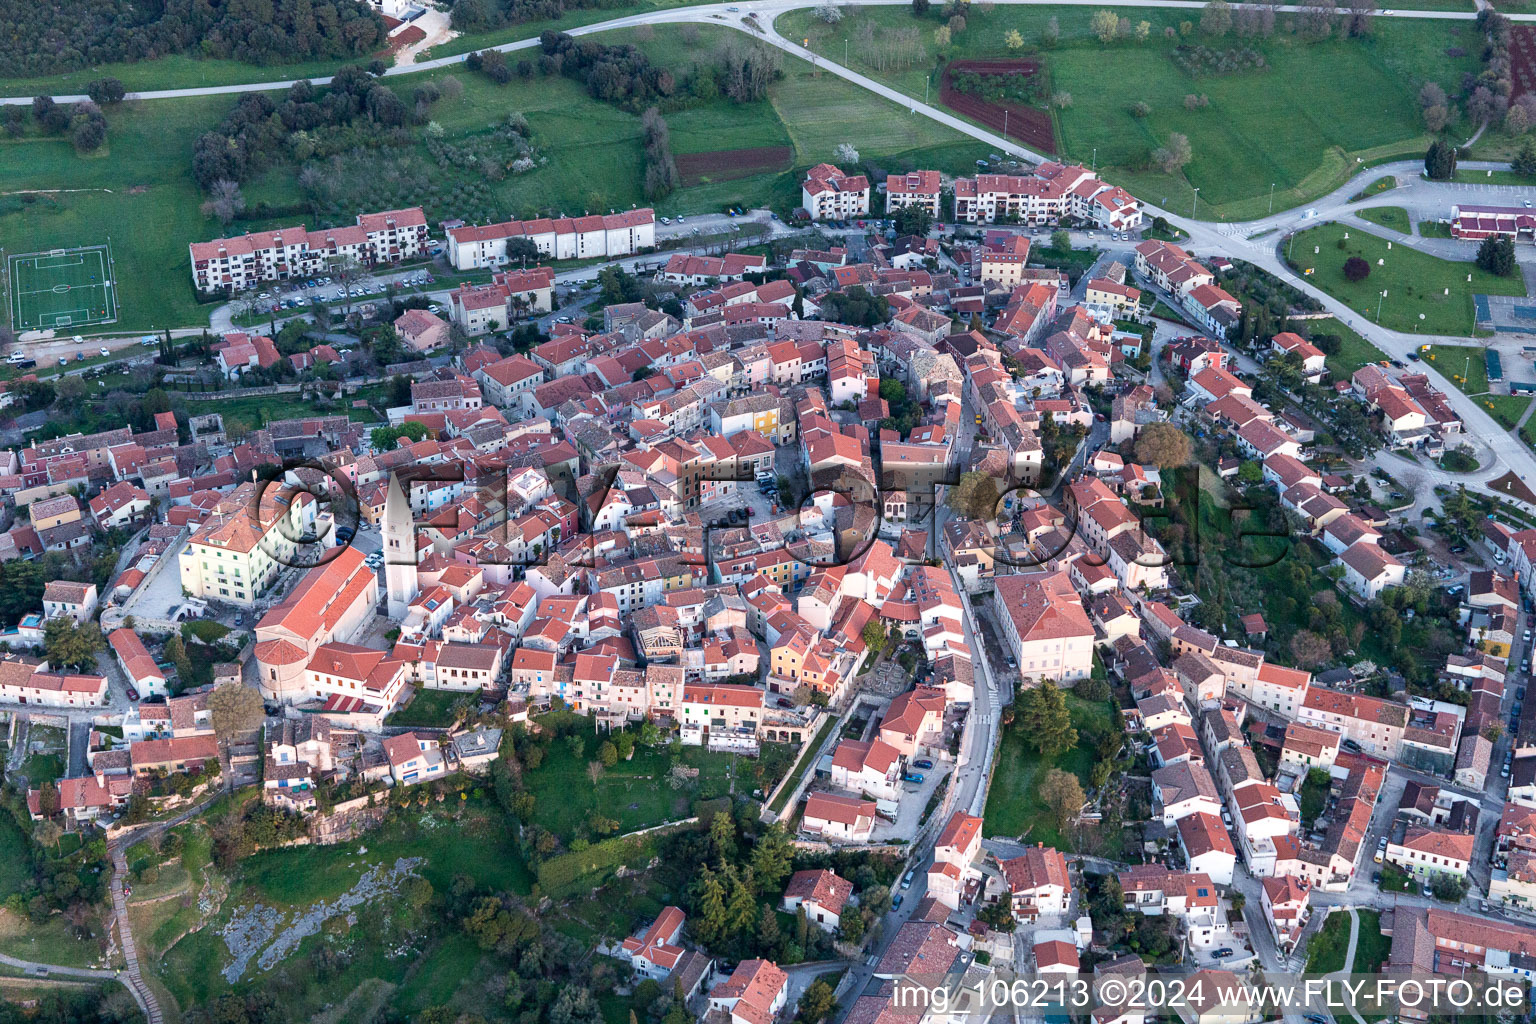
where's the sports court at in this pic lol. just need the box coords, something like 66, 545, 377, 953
7, 243, 118, 332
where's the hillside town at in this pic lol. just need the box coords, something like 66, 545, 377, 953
7, 142, 1536, 1024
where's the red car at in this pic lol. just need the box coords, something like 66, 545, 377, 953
126, 687, 139, 701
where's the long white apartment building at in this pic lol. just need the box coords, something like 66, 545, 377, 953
189, 207, 429, 293
445, 209, 656, 270
952, 161, 1142, 230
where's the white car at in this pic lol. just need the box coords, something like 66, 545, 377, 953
99, 347, 110, 357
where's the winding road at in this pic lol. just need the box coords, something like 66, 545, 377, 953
0, 0, 1529, 106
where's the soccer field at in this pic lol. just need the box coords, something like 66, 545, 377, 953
7, 244, 118, 332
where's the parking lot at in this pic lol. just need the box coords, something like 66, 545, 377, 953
253, 268, 437, 315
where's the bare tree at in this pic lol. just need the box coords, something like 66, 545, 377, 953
200, 179, 246, 226
328, 255, 365, 318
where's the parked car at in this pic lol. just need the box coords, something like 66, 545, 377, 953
126, 687, 139, 701
902, 772, 925, 784
913, 758, 934, 770
900, 871, 914, 890
1211, 949, 1234, 959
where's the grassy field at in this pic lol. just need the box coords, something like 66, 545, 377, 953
386, 688, 469, 728
0, 911, 106, 969
0, 0, 714, 96
1356, 206, 1410, 234
1305, 909, 1352, 973
1422, 344, 1492, 394
178, 390, 382, 439
982, 692, 1115, 846
1288, 222, 1525, 335
1483, 395, 1532, 430
4, 24, 981, 332
1418, 220, 1454, 238
8, 245, 116, 331
0, 818, 31, 901
1353, 910, 1390, 974
159, 798, 533, 1011
0, 93, 238, 332
1349, 175, 1398, 202
1315, 317, 1390, 381
1450, 168, 1536, 187
780, 6, 1476, 220
522, 729, 750, 840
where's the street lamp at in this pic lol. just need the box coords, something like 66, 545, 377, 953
1269, 182, 1276, 215
1002, 109, 1008, 142
1192, 187, 1201, 219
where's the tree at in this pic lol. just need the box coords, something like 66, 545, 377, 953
551, 986, 603, 1024
1152, 132, 1192, 175
1429, 874, 1469, 902
209, 682, 264, 741
708, 811, 737, 862
1091, 8, 1121, 42
1200, 0, 1232, 36
1015, 680, 1077, 760
1343, 256, 1371, 283
1074, 675, 1111, 702
1134, 422, 1193, 468
42, 617, 103, 672
86, 77, 126, 104
599, 740, 618, 767
797, 980, 838, 1024
1004, 28, 1024, 48
33, 819, 62, 854
1289, 629, 1331, 669
69, 107, 106, 153
834, 142, 860, 165
861, 619, 887, 653
1424, 139, 1457, 180
947, 470, 1001, 521
1043, 15, 1060, 45
933, 24, 951, 46
814, 0, 842, 22
749, 822, 794, 893
163, 633, 192, 684
1040, 767, 1085, 833
200, 178, 246, 225
912, 0, 930, 13
1135, 19, 1151, 42
371, 421, 429, 450
1477, 234, 1517, 277
836, 903, 866, 945
978, 890, 1017, 931
893, 204, 933, 237
1515, 139, 1536, 177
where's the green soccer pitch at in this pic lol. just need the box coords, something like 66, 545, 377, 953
8, 243, 118, 333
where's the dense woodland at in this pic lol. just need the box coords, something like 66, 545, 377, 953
0, 0, 388, 78
446, 0, 623, 36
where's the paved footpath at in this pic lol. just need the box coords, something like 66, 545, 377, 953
109, 845, 162, 1024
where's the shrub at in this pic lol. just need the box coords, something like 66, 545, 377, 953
1343, 256, 1371, 282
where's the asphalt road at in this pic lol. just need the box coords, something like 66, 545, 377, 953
0, 0, 1519, 106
